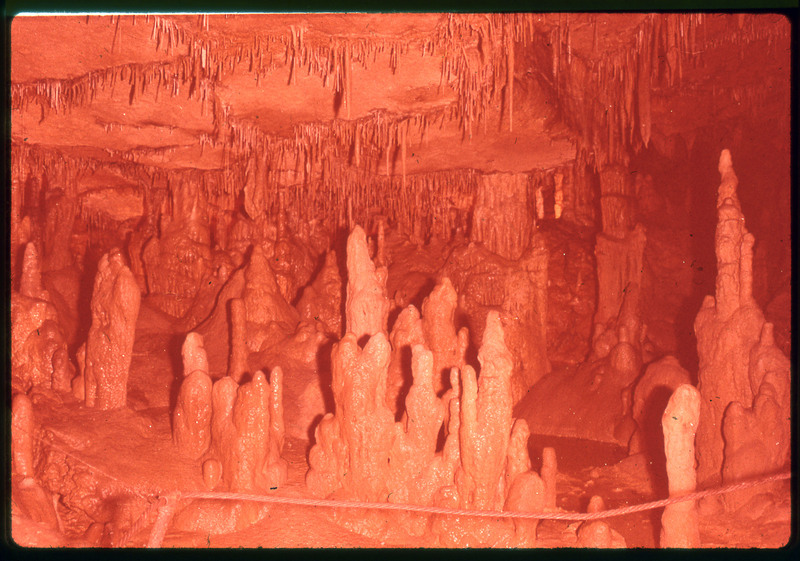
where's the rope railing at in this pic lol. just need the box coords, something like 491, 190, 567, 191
32, 431, 791, 548
177, 472, 791, 522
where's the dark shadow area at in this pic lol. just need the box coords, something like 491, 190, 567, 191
73, 249, 100, 353
406, 276, 436, 312
393, 344, 414, 422
314, 337, 336, 415
435, 422, 447, 454
307, 413, 325, 449
526, 433, 627, 475
292, 248, 331, 308
166, 331, 187, 424
387, 306, 403, 333
638, 385, 673, 500
332, 88, 343, 118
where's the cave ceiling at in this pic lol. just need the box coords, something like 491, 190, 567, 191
10, 13, 791, 181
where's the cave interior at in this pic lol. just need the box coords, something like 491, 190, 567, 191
8, 12, 793, 548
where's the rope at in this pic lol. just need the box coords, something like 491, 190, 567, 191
114, 496, 164, 548
146, 494, 178, 548
177, 471, 791, 522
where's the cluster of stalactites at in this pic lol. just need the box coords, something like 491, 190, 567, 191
13, 130, 577, 268
555, 14, 785, 174
13, 14, 538, 140
557, 13, 702, 171
11, 12, 557, 236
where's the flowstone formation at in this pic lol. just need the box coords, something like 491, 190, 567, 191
307, 226, 549, 546
592, 165, 647, 357
83, 249, 141, 410
442, 230, 550, 401
142, 200, 213, 319
296, 250, 344, 337
694, 150, 790, 500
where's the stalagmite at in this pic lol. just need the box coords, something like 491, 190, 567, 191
84, 249, 141, 410
694, 150, 772, 487
12, 393, 36, 479
456, 311, 513, 510
173, 333, 213, 459
535, 186, 544, 220
242, 245, 299, 350
553, 172, 564, 219
345, 225, 390, 340
660, 384, 701, 548
629, 356, 692, 455
20, 242, 49, 301
228, 298, 249, 382
504, 471, 544, 545
420, 278, 468, 393
541, 446, 558, 510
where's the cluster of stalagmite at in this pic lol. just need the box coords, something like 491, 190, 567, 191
8, 12, 792, 549
694, 151, 790, 507
172, 332, 287, 492
306, 226, 552, 546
